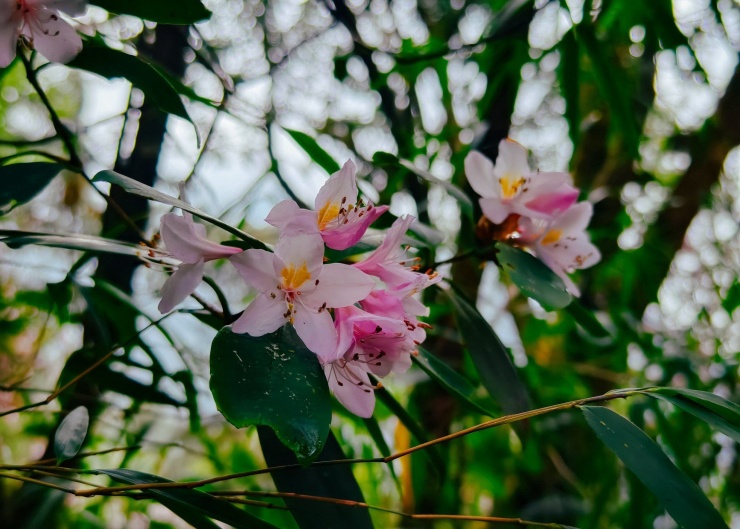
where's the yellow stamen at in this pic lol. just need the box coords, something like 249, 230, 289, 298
499, 175, 526, 199
281, 263, 311, 290
317, 202, 340, 230
541, 229, 562, 245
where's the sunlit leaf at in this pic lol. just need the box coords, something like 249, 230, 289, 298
0, 162, 64, 215
582, 406, 729, 529
54, 406, 89, 464
91, 0, 210, 24
283, 128, 341, 174
94, 469, 277, 529
210, 326, 331, 463
496, 244, 573, 311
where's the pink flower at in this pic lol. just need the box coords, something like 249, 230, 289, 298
517, 202, 601, 296
230, 232, 375, 359
266, 160, 388, 250
0, 0, 86, 67
465, 140, 579, 225
158, 212, 242, 313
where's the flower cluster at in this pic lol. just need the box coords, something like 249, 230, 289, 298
1, 0, 87, 67
466, 139, 600, 295
157, 160, 439, 417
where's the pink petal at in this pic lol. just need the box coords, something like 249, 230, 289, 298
23, 8, 82, 64
552, 202, 593, 234
315, 159, 357, 215
360, 290, 405, 319
355, 215, 415, 273
230, 249, 280, 293
265, 200, 319, 236
524, 183, 579, 218
0, 4, 21, 68
303, 263, 375, 309
161, 213, 241, 263
479, 197, 513, 225
322, 204, 389, 250
273, 232, 325, 285
293, 306, 337, 359
28, 0, 88, 16
464, 151, 497, 198
492, 139, 531, 180
232, 294, 286, 336
324, 362, 376, 418
158, 260, 204, 313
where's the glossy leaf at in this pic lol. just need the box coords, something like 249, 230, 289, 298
414, 347, 495, 416
283, 128, 341, 174
93, 170, 267, 249
0, 162, 64, 215
68, 47, 192, 124
210, 326, 331, 463
95, 469, 277, 529
496, 244, 573, 311
446, 287, 531, 415
91, 0, 210, 24
582, 406, 729, 529
54, 406, 89, 464
258, 427, 374, 529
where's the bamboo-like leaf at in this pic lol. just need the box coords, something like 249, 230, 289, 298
54, 406, 89, 464
0, 162, 64, 215
283, 128, 341, 174
91, 0, 210, 24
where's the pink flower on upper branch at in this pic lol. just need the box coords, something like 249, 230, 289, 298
0, 0, 87, 67
465, 139, 579, 225
266, 160, 388, 250
230, 232, 375, 359
158, 211, 242, 313
517, 202, 601, 296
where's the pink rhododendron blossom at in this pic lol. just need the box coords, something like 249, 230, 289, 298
158, 212, 242, 313
230, 232, 375, 359
465, 140, 579, 225
517, 202, 601, 296
266, 160, 388, 250
0, 0, 87, 67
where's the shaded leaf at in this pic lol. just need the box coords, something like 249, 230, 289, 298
91, 0, 210, 24
95, 469, 277, 529
283, 128, 341, 174
0, 229, 163, 257
496, 244, 572, 311
0, 162, 64, 215
54, 406, 89, 464
94, 170, 267, 249
258, 427, 374, 529
582, 406, 729, 529
564, 299, 611, 338
210, 326, 331, 463
446, 287, 531, 415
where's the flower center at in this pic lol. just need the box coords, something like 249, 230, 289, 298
499, 175, 526, 199
280, 263, 311, 291
541, 229, 562, 246
317, 203, 341, 230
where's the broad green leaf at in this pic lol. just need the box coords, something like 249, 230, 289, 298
582, 406, 729, 529
0, 162, 64, 215
414, 347, 495, 416
258, 427, 374, 529
642, 387, 740, 442
496, 244, 573, 311
446, 287, 531, 415
68, 47, 192, 125
94, 469, 277, 529
210, 326, 331, 463
93, 170, 267, 249
283, 128, 341, 174
721, 282, 740, 313
54, 406, 89, 464
0, 229, 164, 257
564, 299, 611, 338
91, 0, 210, 24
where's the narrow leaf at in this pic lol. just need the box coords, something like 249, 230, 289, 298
564, 299, 610, 338
95, 469, 277, 529
414, 347, 495, 416
0, 229, 165, 257
54, 406, 89, 464
91, 0, 210, 24
496, 244, 572, 311
283, 128, 341, 174
210, 326, 331, 463
0, 162, 63, 215
582, 406, 729, 529
258, 427, 374, 529
446, 287, 531, 414
93, 170, 267, 249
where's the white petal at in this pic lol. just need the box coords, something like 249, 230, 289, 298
464, 151, 497, 198
324, 362, 376, 418
265, 199, 318, 236
293, 306, 337, 359
232, 294, 286, 336
552, 202, 593, 234
274, 232, 325, 284
0, 1, 21, 68
492, 139, 531, 180
479, 197, 512, 225
27, 0, 88, 16
230, 250, 279, 293
158, 260, 203, 313
304, 264, 375, 309
25, 9, 82, 64
315, 159, 357, 212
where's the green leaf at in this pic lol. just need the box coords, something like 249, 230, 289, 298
210, 326, 331, 463
564, 299, 611, 338
283, 128, 341, 174
95, 469, 277, 529
641, 387, 740, 443
258, 427, 374, 529
0, 162, 63, 215
496, 244, 573, 311
93, 170, 267, 249
721, 282, 740, 313
413, 347, 495, 416
67, 47, 192, 125
446, 287, 531, 415
582, 406, 729, 529
54, 406, 89, 464
0, 229, 161, 256
91, 0, 210, 24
